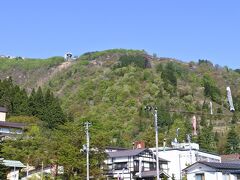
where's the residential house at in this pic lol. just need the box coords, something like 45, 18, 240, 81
151, 142, 221, 180
0, 159, 26, 180
0, 107, 25, 140
0, 121, 25, 141
183, 161, 240, 180
105, 147, 170, 180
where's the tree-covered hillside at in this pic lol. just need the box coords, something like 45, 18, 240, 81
1, 49, 240, 177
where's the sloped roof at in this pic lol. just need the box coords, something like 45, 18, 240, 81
107, 148, 146, 158
183, 161, 240, 173
200, 161, 240, 169
2, 160, 26, 168
0, 121, 25, 128
0, 107, 7, 112
107, 148, 168, 162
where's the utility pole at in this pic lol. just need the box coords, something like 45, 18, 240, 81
154, 108, 160, 180
145, 106, 160, 180
187, 134, 192, 164
84, 122, 91, 180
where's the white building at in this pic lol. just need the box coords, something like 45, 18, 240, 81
183, 161, 240, 180
151, 142, 221, 180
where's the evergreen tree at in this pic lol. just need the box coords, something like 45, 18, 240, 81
34, 87, 45, 118
160, 62, 177, 95
198, 125, 216, 152
41, 89, 66, 129
202, 74, 221, 103
225, 127, 239, 154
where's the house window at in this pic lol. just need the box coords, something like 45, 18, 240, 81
134, 160, 139, 171
149, 162, 156, 171
237, 174, 240, 180
114, 162, 128, 170
195, 173, 205, 180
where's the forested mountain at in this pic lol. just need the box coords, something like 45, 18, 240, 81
1, 49, 240, 178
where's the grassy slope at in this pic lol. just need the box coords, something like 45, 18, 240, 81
0, 56, 65, 90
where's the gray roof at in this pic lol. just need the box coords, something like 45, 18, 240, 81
222, 160, 240, 164
2, 160, 26, 168
107, 148, 168, 162
0, 121, 25, 128
200, 161, 240, 169
184, 161, 240, 173
107, 148, 146, 158
0, 107, 7, 112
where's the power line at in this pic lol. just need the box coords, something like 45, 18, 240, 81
156, 109, 234, 117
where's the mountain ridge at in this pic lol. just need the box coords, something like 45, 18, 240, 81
1, 49, 239, 152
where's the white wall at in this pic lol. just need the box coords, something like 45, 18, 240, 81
7, 169, 19, 180
0, 112, 6, 121
153, 148, 221, 180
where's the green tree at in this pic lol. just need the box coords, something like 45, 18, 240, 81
202, 74, 221, 103
0, 159, 8, 180
42, 90, 66, 129
158, 62, 178, 95
198, 125, 216, 152
225, 127, 239, 154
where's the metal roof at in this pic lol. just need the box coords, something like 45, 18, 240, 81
0, 121, 25, 128
107, 148, 168, 162
2, 160, 26, 168
200, 161, 240, 169
184, 161, 240, 172
0, 107, 7, 112
107, 148, 146, 158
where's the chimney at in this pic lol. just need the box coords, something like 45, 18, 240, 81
134, 141, 145, 149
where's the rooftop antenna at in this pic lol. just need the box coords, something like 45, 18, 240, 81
226, 86, 235, 112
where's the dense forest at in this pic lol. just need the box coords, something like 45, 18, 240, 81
1, 49, 240, 178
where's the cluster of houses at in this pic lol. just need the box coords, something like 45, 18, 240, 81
1, 107, 240, 179
105, 141, 240, 180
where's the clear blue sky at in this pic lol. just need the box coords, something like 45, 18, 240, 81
1, 0, 240, 69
